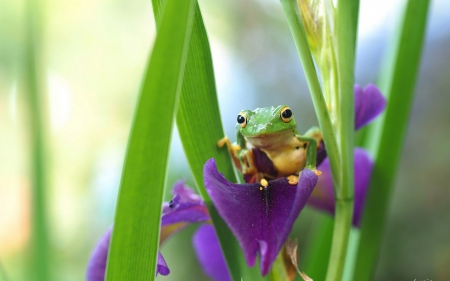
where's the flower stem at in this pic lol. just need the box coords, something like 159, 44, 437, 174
279, 0, 340, 178
325, 0, 359, 279
326, 200, 353, 281
280, 1, 358, 280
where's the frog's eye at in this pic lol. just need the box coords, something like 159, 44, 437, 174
237, 113, 247, 128
280, 107, 293, 123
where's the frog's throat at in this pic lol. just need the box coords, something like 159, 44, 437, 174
244, 130, 295, 149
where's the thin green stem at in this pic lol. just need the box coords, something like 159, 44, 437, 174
326, 201, 353, 281
326, 0, 359, 279
24, 0, 51, 280
280, 2, 355, 279
342, 228, 359, 281
279, 0, 340, 178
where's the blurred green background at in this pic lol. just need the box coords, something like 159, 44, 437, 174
1, 0, 449, 280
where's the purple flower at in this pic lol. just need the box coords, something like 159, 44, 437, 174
204, 159, 318, 275
307, 83, 386, 226
86, 227, 170, 281
86, 182, 223, 281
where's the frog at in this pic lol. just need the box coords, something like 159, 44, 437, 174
218, 105, 322, 186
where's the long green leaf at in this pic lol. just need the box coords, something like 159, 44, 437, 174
353, 1, 430, 280
0, 261, 7, 281
151, 1, 263, 278
23, 0, 51, 280
105, 0, 196, 279
175, 5, 266, 280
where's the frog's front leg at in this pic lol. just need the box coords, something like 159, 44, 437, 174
296, 133, 322, 172
286, 133, 322, 185
217, 136, 258, 176
217, 136, 242, 171
240, 149, 258, 175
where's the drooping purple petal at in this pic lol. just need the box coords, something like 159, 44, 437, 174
354, 84, 387, 130
156, 252, 170, 276
86, 227, 170, 281
193, 225, 232, 281
204, 159, 318, 275
307, 148, 373, 226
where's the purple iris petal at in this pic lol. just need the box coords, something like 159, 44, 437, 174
160, 181, 210, 243
86, 227, 170, 281
354, 84, 387, 130
307, 148, 373, 226
204, 159, 318, 275
87, 182, 208, 280
161, 181, 209, 227
193, 225, 232, 281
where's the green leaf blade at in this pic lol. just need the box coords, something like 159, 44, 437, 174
23, 0, 51, 279
175, 5, 265, 280
105, 0, 196, 279
353, 1, 431, 280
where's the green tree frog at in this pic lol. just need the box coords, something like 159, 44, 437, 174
218, 105, 322, 186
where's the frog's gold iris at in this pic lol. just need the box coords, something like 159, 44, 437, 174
237, 112, 247, 128
280, 106, 293, 123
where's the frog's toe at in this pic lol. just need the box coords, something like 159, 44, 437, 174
259, 179, 269, 190
217, 136, 229, 148
286, 175, 299, 185
313, 169, 322, 176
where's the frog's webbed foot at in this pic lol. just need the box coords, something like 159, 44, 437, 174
287, 169, 321, 185
217, 137, 241, 153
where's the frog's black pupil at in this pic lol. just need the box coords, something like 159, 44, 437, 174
282, 109, 292, 119
237, 115, 246, 124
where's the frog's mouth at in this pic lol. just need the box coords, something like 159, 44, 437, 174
245, 129, 295, 149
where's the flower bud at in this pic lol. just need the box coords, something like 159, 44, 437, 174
297, 0, 325, 56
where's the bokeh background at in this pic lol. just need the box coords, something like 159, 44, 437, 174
1, 0, 449, 280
